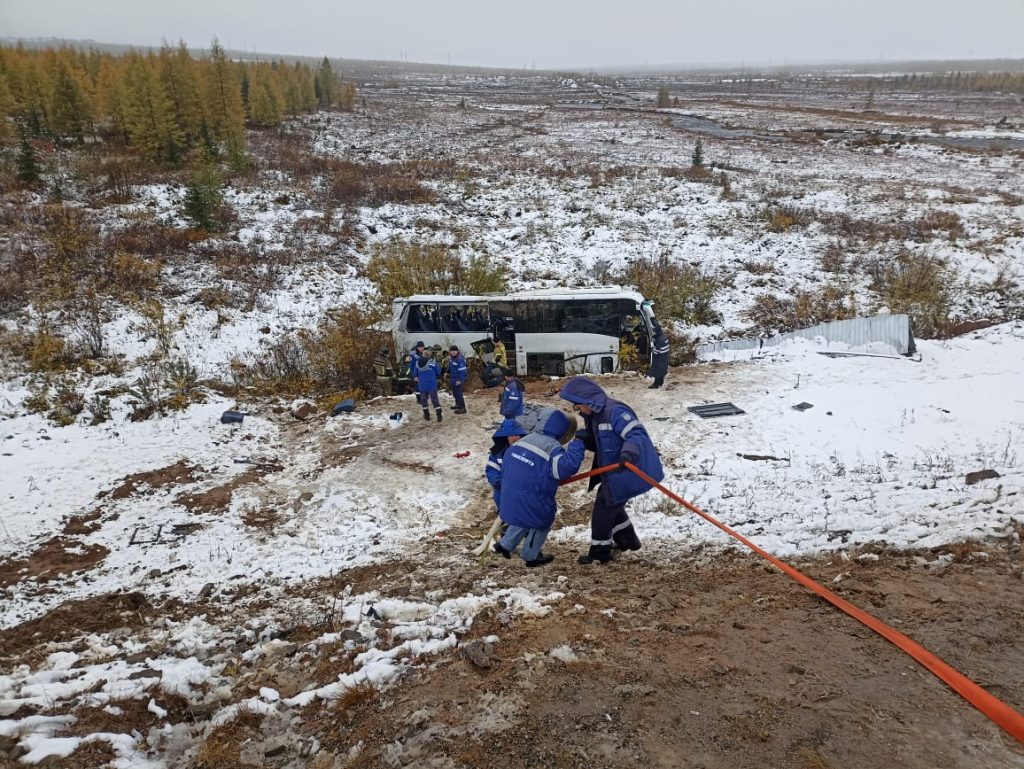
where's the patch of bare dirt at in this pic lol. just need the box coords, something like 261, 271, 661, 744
107, 459, 201, 500
0, 592, 154, 665
61, 507, 106, 536
174, 468, 269, 514
242, 506, 283, 530
381, 457, 435, 474
294, 548, 1024, 769
0, 537, 109, 588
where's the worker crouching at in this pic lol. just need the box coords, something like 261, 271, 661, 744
494, 409, 585, 567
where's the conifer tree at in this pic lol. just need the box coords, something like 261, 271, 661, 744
16, 127, 41, 184
207, 39, 247, 168
123, 55, 184, 163
249, 66, 283, 126
691, 138, 704, 169
97, 58, 130, 144
50, 62, 89, 142
181, 158, 224, 231
317, 56, 335, 108
0, 74, 13, 140
159, 42, 205, 141
656, 85, 670, 107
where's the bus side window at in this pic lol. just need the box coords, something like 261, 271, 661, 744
408, 304, 438, 333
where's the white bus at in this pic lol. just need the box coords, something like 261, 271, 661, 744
392, 287, 658, 376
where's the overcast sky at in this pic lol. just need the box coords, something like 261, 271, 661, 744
2, 0, 1021, 70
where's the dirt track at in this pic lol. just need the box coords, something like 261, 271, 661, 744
303, 544, 1024, 769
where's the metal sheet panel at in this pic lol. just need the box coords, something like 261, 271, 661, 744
697, 314, 915, 361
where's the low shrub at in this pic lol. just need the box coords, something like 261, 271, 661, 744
326, 160, 438, 207
27, 328, 77, 371
763, 205, 815, 233
741, 285, 855, 336
231, 303, 389, 397
618, 256, 720, 326
868, 250, 955, 338
910, 210, 965, 242
362, 239, 507, 319
48, 376, 85, 426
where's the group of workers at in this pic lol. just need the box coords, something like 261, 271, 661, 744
485, 376, 664, 566
373, 327, 670, 564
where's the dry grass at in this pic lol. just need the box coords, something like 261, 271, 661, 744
742, 285, 855, 336
868, 250, 955, 338
618, 256, 720, 326
63, 739, 119, 768
229, 303, 390, 397
194, 709, 266, 769
361, 239, 507, 318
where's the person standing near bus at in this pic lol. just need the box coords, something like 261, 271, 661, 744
493, 338, 508, 368
648, 323, 670, 389
559, 376, 664, 564
447, 345, 468, 414
415, 353, 443, 422
410, 340, 428, 379
500, 368, 524, 418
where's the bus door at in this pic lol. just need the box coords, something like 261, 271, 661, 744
487, 301, 522, 375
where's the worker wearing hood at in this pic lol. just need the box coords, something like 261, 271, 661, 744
485, 418, 528, 511
494, 409, 585, 566
559, 376, 664, 564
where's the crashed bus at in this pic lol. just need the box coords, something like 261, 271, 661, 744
392, 287, 659, 377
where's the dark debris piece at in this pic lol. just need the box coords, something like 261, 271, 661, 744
688, 403, 745, 419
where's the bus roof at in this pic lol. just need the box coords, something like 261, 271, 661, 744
393, 286, 647, 305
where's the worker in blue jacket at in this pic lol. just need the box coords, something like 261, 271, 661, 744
559, 376, 664, 564
499, 368, 524, 418
494, 409, 585, 567
415, 353, 443, 422
447, 345, 468, 414
409, 340, 428, 383
485, 418, 527, 512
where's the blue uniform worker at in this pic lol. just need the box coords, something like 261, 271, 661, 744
415, 354, 443, 422
447, 345, 468, 414
409, 341, 428, 384
494, 409, 585, 567
485, 419, 528, 512
500, 369, 524, 418
559, 376, 665, 564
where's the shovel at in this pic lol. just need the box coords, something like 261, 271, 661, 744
471, 517, 503, 559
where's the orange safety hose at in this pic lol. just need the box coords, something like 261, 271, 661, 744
560, 461, 1024, 744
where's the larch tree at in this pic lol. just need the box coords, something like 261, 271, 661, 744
207, 39, 247, 168
159, 43, 205, 142
316, 56, 336, 108
123, 55, 184, 163
49, 62, 90, 142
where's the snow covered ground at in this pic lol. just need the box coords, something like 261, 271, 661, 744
2, 75, 1023, 766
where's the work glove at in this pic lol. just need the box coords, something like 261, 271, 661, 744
618, 450, 638, 470
575, 430, 588, 442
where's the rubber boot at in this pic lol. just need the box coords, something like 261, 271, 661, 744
454, 407, 467, 415
493, 542, 512, 559
578, 544, 613, 565
612, 525, 642, 552
422, 408, 431, 421
525, 553, 555, 568
436, 407, 443, 422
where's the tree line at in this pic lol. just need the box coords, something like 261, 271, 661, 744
0, 41, 356, 167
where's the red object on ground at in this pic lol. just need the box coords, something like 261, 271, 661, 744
453, 451, 471, 459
